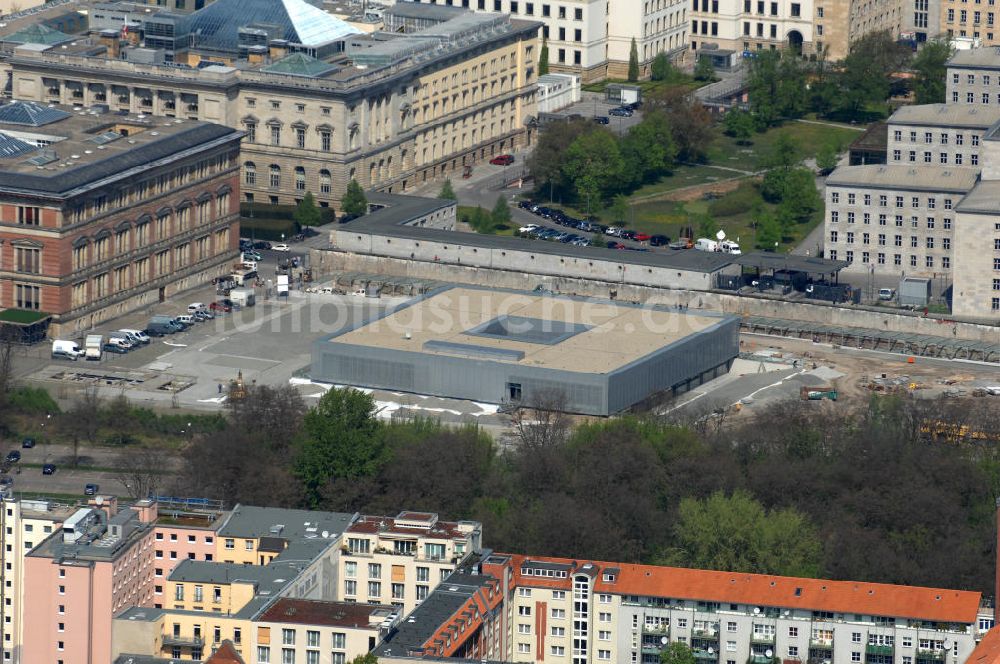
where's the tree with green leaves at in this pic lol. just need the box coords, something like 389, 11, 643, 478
492, 195, 511, 228
620, 109, 677, 188
912, 39, 954, 104
349, 655, 378, 664
660, 642, 698, 664
694, 55, 716, 82
295, 387, 385, 508
644, 86, 713, 162
650, 52, 672, 81
561, 129, 624, 212
628, 37, 639, 82
463, 206, 494, 233
777, 168, 822, 224
539, 37, 549, 76
723, 109, 755, 144
696, 214, 717, 238
815, 142, 839, 174
527, 118, 592, 199
747, 50, 807, 127
610, 194, 629, 223
438, 178, 457, 200
836, 31, 911, 119
662, 490, 822, 577
340, 179, 367, 217
754, 210, 782, 250
293, 191, 321, 227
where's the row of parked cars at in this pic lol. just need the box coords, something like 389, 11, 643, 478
517, 201, 672, 248
51, 302, 225, 361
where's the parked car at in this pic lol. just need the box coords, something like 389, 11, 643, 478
210, 301, 233, 313
21, 438, 35, 449
609, 107, 633, 117
879, 288, 896, 301
251, 241, 272, 250
649, 234, 670, 247
84, 483, 99, 496
518, 200, 536, 210
0, 477, 12, 487
42, 463, 56, 475
593, 116, 610, 124
518, 224, 540, 235
241, 250, 262, 262
118, 329, 150, 345
272, 243, 291, 252
102, 342, 129, 355
489, 154, 515, 166
5, 451, 20, 463
634, 233, 652, 242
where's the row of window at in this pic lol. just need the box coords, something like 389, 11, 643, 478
947, 9, 995, 23
155, 532, 214, 544
830, 212, 953, 229
342, 579, 424, 600
829, 231, 952, 251
256, 647, 347, 664
343, 561, 432, 581
892, 129, 980, 146
954, 90, 1000, 103
830, 193, 954, 210
891, 149, 978, 165
826, 250, 950, 269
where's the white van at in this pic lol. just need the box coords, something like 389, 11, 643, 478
187, 302, 207, 314
51, 340, 84, 360
719, 240, 742, 255
176, 314, 196, 326
695, 238, 719, 252
118, 329, 150, 345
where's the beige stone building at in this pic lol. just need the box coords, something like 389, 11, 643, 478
941, 0, 998, 44
0, 0, 540, 211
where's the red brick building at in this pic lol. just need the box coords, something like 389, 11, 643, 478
0, 100, 242, 336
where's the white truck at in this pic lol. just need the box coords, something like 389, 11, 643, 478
84, 334, 103, 361
719, 240, 742, 255
695, 238, 719, 252
230, 287, 255, 307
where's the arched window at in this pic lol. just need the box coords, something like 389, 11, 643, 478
244, 162, 256, 186
319, 169, 331, 195
269, 165, 281, 189
295, 166, 306, 191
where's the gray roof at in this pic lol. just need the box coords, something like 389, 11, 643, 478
216, 504, 356, 565
375, 569, 496, 660
735, 252, 849, 274
947, 47, 1000, 69
386, 1, 468, 21
0, 100, 70, 127
825, 165, 979, 193
185, 0, 361, 49
169, 559, 292, 586
0, 133, 37, 158
347, 194, 736, 274
956, 180, 1000, 213
262, 52, 338, 78
887, 103, 1000, 129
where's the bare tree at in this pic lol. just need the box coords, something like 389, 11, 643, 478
506, 388, 572, 450
0, 331, 14, 436
63, 384, 101, 466
113, 447, 169, 500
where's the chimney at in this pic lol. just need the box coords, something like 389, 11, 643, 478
88, 495, 118, 520
133, 498, 159, 524
268, 39, 289, 60
97, 29, 121, 58
247, 45, 267, 65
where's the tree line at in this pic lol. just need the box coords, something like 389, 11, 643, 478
173, 384, 1000, 594
529, 87, 712, 214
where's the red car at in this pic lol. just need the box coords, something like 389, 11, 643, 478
634, 233, 652, 242
209, 301, 232, 313
489, 154, 515, 166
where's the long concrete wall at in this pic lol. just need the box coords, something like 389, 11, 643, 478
310, 248, 1000, 345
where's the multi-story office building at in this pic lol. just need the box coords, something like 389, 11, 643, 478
689, 0, 814, 57
0, 99, 241, 335
941, 0, 999, 44
824, 97, 1000, 319
376, 553, 994, 664
947, 49, 1000, 104
0, 0, 540, 208
0, 497, 77, 664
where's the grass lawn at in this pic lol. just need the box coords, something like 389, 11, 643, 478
704, 120, 864, 172
629, 164, 746, 198
0, 309, 49, 324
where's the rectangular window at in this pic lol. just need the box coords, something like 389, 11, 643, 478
17, 206, 40, 226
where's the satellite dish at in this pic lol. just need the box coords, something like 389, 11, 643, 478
708, 647, 715, 655
753, 607, 761, 614
766, 650, 773, 658
716, 229, 726, 241
321, 530, 329, 538
943, 640, 953, 650
661, 637, 669, 645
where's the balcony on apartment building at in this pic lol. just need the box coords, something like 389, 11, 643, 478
162, 634, 205, 648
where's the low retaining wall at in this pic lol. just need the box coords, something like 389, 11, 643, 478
310, 248, 1000, 344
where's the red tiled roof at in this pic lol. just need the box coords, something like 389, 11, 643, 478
969, 627, 1000, 664
502, 554, 982, 624
258, 599, 393, 628
206, 640, 245, 664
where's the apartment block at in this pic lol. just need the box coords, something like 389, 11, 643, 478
942, 0, 999, 44
337, 512, 483, 616
0, 498, 76, 664
690, 0, 814, 58
0, 99, 241, 336
946, 48, 1000, 104
0, 0, 539, 207
376, 554, 994, 664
